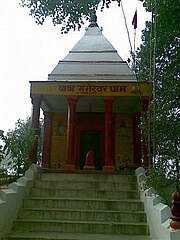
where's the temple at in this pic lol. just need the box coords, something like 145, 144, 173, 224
29, 16, 150, 172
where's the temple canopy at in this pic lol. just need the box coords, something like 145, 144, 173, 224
29, 14, 151, 171
48, 18, 136, 82
30, 16, 150, 113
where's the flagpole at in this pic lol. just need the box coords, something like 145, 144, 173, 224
132, 9, 137, 55
120, 1, 133, 54
152, 0, 157, 164
133, 28, 136, 53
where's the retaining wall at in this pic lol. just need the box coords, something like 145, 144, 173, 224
0, 164, 38, 240
135, 167, 180, 240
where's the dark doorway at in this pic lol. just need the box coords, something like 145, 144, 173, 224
80, 132, 102, 170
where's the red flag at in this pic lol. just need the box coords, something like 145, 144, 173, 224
132, 10, 137, 29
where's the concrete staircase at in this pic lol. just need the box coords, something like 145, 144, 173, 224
7, 171, 150, 240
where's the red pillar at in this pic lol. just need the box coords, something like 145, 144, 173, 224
133, 113, 142, 168
103, 97, 115, 172
141, 96, 149, 168
29, 94, 41, 164
42, 111, 52, 168
64, 96, 77, 170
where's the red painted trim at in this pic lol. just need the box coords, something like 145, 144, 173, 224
141, 96, 150, 168
29, 94, 41, 164
141, 96, 149, 118
133, 113, 142, 167
104, 97, 115, 171
65, 96, 78, 168
42, 112, 52, 168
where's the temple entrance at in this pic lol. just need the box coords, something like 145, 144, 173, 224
80, 131, 102, 170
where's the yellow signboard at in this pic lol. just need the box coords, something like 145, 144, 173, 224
30, 81, 151, 97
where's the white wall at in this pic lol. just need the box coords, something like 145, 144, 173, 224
135, 167, 180, 240
0, 164, 38, 240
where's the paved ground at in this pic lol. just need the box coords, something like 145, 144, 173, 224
10, 232, 152, 240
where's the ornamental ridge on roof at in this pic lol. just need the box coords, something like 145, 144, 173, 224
88, 12, 99, 28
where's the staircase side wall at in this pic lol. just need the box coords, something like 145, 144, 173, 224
0, 164, 38, 240
135, 167, 180, 240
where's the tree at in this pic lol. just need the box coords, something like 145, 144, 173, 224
1, 117, 43, 177
0, 130, 5, 163
20, 0, 121, 33
19, 0, 180, 203
3, 118, 35, 176
137, 0, 180, 203
0, 130, 7, 177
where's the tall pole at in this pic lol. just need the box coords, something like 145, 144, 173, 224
42, 111, 52, 168
103, 97, 115, 172
64, 96, 77, 170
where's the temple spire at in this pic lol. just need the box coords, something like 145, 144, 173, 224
88, 12, 99, 27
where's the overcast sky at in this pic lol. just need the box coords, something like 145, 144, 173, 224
0, 0, 150, 133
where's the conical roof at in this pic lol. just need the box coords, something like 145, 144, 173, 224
48, 20, 136, 82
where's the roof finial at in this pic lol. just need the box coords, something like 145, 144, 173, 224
88, 11, 99, 28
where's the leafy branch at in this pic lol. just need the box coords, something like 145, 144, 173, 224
20, 0, 121, 33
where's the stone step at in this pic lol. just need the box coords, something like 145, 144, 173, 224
38, 172, 137, 182
8, 232, 152, 240
34, 179, 137, 191
7, 172, 150, 239
19, 208, 147, 223
30, 187, 139, 199
23, 197, 144, 211
11, 219, 149, 235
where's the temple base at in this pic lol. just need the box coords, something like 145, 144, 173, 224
83, 165, 95, 170
170, 220, 180, 230
63, 164, 75, 171
103, 165, 115, 172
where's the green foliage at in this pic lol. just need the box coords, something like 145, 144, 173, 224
145, 166, 174, 205
156, 2, 179, 52
19, 0, 121, 33
37, 117, 43, 165
1, 117, 43, 178
137, 0, 180, 80
146, 39, 180, 193
137, 0, 180, 196
0, 130, 5, 163
0, 149, 16, 175
0, 168, 7, 178
4, 118, 35, 176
